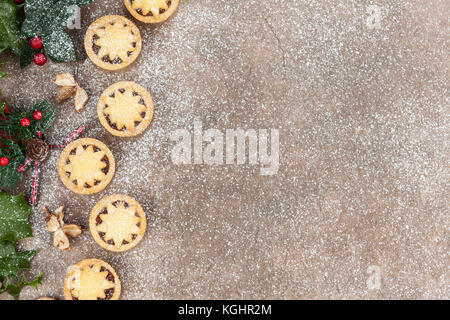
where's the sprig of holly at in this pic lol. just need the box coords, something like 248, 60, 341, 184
0, 192, 42, 300
0, 0, 24, 56
0, 100, 56, 190
0, 0, 93, 68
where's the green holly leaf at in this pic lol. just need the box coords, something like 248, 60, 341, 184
0, 192, 41, 300
22, 0, 61, 38
0, 0, 25, 55
68, 0, 94, 5
0, 270, 42, 300
0, 192, 32, 243
19, 40, 37, 69
43, 28, 75, 62
0, 241, 37, 278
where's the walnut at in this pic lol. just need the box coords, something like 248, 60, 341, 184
43, 205, 83, 251
53, 73, 77, 87
74, 86, 89, 112
53, 73, 89, 112
55, 86, 76, 103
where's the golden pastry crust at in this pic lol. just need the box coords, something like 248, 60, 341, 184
97, 81, 154, 137
84, 15, 142, 71
90, 195, 147, 252
64, 259, 121, 300
124, 0, 179, 23
58, 138, 115, 195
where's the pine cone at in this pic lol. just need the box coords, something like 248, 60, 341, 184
26, 138, 49, 162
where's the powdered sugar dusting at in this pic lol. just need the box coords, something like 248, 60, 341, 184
0, 0, 448, 299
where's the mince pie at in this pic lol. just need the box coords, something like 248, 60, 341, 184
58, 138, 115, 195
90, 194, 147, 252
85, 15, 142, 71
124, 0, 179, 24
64, 259, 121, 300
97, 81, 154, 137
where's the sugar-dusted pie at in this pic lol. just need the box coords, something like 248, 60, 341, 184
89, 195, 147, 252
124, 0, 179, 23
64, 259, 121, 300
84, 15, 142, 71
97, 81, 154, 137
58, 138, 115, 195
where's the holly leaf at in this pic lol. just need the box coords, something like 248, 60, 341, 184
0, 0, 25, 55
67, 0, 93, 5
22, 0, 62, 38
0, 192, 41, 300
42, 29, 75, 62
0, 192, 32, 243
0, 270, 42, 300
19, 40, 37, 69
0, 241, 36, 277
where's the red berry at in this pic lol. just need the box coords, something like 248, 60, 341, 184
30, 37, 43, 50
13, 0, 23, 4
33, 53, 47, 66
4, 104, 9, 114
33, 111, 43, 120
20, 118, 31, 127
0, 157, 9, 166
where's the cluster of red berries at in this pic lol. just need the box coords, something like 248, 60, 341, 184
20, 111, 43, 127
29, 37, 47, 66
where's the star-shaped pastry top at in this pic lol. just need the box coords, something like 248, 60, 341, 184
94, 22, 138, 62
96, 202, 141, 249
102, 89, 147, 132
132, 0, 169, 16
64, 145, 106, 190
71, 262, 115, 300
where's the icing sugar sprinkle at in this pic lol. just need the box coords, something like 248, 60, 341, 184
0, 0, 448, 300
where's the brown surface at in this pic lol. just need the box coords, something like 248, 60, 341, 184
0, 0, 448, 300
